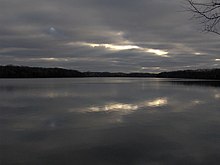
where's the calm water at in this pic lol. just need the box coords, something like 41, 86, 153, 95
1, 78, 220, 165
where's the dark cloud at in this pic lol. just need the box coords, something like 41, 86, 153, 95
0, 0, 219, 72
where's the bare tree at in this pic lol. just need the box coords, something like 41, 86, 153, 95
186, 0, 220, 35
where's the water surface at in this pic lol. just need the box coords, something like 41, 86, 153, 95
1, 78, 220, 165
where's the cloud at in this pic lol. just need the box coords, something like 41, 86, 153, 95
68, 41, 169, 57
0, 0, 219, 72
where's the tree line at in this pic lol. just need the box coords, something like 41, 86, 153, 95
1, 65, 220, 80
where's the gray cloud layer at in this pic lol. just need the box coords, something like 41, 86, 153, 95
0, 0, 220, 72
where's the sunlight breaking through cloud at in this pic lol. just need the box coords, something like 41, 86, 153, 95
68, 42, 169, 57
84, 43, 140, 50
146, 49, 169, 56
29, 58, 69, 62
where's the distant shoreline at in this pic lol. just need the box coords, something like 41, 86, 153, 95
1, 65, 220, 80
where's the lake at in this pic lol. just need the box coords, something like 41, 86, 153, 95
1, 78, 220, 165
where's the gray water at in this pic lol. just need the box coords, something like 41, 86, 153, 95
1, 78, 220, 165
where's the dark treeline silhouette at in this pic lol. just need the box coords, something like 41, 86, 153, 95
0, 65, 155, 78
0, 65, 84, 78
84, 71, 155, 77
1, 65, 220, 80
158, 69, 220, 80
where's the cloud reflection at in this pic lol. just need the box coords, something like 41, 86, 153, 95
145, 98, 168, 107
86, 98, 168, 115
215, 94, 220, 99
89, 103, 138, 114
191, 100, 203, 105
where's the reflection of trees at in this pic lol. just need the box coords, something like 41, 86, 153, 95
170, 80, 220, 87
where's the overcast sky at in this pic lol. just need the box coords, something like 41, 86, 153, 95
0, 0, 220, 72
